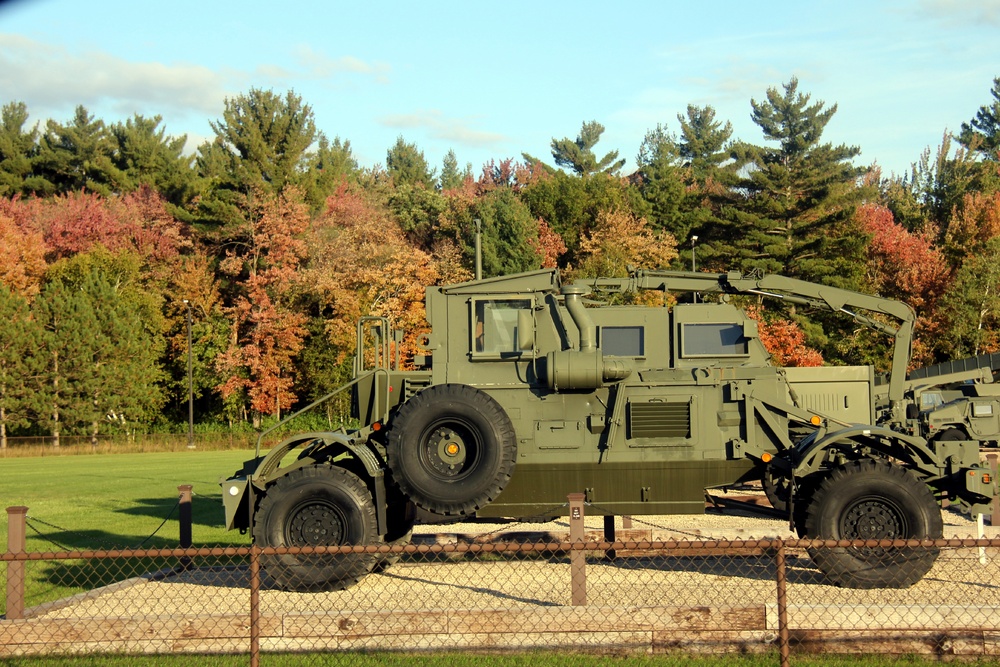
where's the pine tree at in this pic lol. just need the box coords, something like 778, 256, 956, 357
959, 76, 1000, 160
34, 106, 123, 196
0, 101, 43, 197
724, 78, 865, 287
550, 121, 625, 176
0, 286, 41, 448
386, 136, 436, 188
32, 280, 100, 447
197, 89, 320, 231
109, 114, 197, 213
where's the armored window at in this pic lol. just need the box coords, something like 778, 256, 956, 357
473, 299, 532, 355
600, 326, 645, 357
681, 323, 749, 358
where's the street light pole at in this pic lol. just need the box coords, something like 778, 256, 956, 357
183, 300, 195, 450
691, 235, 699, 303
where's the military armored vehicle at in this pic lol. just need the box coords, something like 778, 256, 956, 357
221, 268, 996, 591
896, 353, 1000, 448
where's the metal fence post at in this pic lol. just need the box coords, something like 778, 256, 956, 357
568, 492, 586, 606
6, 506, 28, 620
178, 485, 193, 571
775, 539, 790, 667
250, 544, 261, 667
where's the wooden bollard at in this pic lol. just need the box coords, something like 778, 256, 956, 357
178, 485, 193, 570
6, 506, 28, 620
568, 493, 586, 606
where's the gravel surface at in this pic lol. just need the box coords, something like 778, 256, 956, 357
29, 505, 1000, 621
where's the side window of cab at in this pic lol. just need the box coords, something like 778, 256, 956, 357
472, 299, 533, 357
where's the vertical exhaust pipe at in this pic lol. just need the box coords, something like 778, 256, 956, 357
562, 285, 595, 351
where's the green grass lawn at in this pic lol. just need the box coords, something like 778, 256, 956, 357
1, 450, 256, 549
1, 450, 256, 613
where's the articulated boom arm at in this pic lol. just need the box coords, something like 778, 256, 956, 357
575, 269, 916, 419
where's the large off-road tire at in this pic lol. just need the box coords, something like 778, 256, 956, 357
763, 468, 790, 514
253, 465, 379, 592
373, 498, 415, 573
386, 383, 516, 516
803, 459, 943, 589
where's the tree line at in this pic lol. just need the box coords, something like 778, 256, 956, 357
1, 76, 999, 446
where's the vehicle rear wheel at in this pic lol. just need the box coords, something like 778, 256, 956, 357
763, 468, 790, 513
387, 384, 516, 516
803, 459, 942, 589
254, 465, 379, 591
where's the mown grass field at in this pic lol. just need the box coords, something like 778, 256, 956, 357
1, 449, 255, 614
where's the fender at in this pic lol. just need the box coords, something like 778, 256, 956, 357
223, 429, 389, 535
792, 424, 939, 477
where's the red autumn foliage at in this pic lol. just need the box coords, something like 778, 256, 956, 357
746, 305, 824, 367
4, 187, 190, 263
857, 203, 951, 314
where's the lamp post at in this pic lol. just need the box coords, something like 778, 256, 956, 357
183, 300, 195, 450
691, 235, 699, 303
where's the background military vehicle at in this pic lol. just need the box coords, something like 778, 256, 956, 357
221, 268, 996, 592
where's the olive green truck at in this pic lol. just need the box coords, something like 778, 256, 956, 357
221, 268, 997, 591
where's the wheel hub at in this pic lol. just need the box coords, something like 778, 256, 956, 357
843, 498, 904, 540
426, 426, 470, 477
288, 502, 345, 546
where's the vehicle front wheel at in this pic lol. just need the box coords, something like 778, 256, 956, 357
253, 465, 379, 591
803, 459, 942, 589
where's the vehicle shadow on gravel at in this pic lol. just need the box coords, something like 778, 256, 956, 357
600, 553, 825, 586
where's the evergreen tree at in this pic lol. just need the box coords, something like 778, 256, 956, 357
723, 78, 865, 286
550, 120, 625, 176
302, 135, 357, 210
439, 149, 466, 190
676, 105, 734, 180
634, 106, 738, 258
0, 285, 40, 448
462, 188, 542, 277
0, 101, 45, 197
34, 105, 123, 196
197, 89, 319, 230
32, 279, 100, 447
40, 256, 167, 443
959, 76, 1000, 160
109, 114, 197, 214
386, 136, 436, 188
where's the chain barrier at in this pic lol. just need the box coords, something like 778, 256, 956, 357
23, 496, 181, 552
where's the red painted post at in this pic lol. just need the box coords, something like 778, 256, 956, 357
568, 493, 586, 606
6, 506, 28, 620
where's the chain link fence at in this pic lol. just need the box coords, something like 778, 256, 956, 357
4, 504, 1000, 666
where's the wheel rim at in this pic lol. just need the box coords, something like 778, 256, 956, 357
419, 420, 479, 481
840, 494, 908, 561
286, 500, 347, 546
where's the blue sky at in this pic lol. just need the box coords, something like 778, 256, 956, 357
1, 0, 998, 178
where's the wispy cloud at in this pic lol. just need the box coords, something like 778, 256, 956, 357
918, 0, 1000, 27
379, 110, 509, 147
292, 46, 391, 84
0, 34, 227, 118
